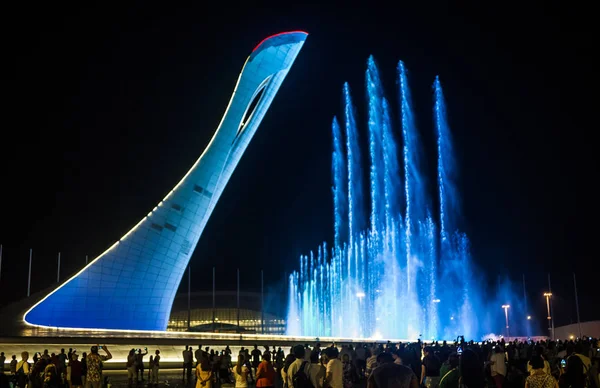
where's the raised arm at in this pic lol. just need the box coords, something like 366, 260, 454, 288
102, 345, 113, 361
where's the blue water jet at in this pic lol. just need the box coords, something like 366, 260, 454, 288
332, 117, 346, 248
287, 59, 519, 340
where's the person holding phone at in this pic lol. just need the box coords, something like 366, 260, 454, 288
86, 345, 112, 388
136, 348, 148, 382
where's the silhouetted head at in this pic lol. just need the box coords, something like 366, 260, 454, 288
565, 356, 585, 387
309, 350, 319, 363
460, 349, 485, 388
530, 355, 544, 370
448, 353, 459, 369
323, 346, 339, 359
377, 352, 394, 365
293, 345, 306, 359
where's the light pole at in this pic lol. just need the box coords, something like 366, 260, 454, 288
544, 292, 553, 339
502, 305, 510, 337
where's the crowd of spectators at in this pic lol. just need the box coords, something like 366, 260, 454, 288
1, 337, 598, 388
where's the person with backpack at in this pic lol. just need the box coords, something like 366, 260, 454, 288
286, 345, 312, 388
281, 351, 297, 388
15, 352, 30, 388
438, 353, 459, 388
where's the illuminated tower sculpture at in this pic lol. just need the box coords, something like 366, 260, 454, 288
24, 31, 308, 331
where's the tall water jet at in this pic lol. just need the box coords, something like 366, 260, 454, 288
382, 98, 401, 233
332, 116, 346, 248
344, 83, 362, 247
366, 56, 385, 235
434, 77, 478, 339
398, 60, 427, 337
434, 76, 460, 247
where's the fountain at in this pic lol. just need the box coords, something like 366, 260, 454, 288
286, 57, 505, 340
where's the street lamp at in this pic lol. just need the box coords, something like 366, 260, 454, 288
502, 305, 510, 337
527, 315, 531, 320
544, 292, 553, 339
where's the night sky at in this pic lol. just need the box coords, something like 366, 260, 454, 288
1, 3, 596, 331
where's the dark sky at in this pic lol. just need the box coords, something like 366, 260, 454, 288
1, 3, 596, 329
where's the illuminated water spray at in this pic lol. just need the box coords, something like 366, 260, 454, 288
287, 59, 490, 340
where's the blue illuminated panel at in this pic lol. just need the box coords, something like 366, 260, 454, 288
24, 31, 308, 331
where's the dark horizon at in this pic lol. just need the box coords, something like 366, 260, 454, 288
1, 3, 596, 334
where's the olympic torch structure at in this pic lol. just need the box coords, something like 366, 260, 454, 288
23, 31, 308, 331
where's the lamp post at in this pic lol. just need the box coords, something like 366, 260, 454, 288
544, 292, 553, 339
502, 305, 510, 337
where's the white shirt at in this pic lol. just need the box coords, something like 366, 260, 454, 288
234, 365, 250, 388
287, 359, 307, 388
326, 358, 343, 388
308, 363, 325, 388
490, 353, 507, 376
